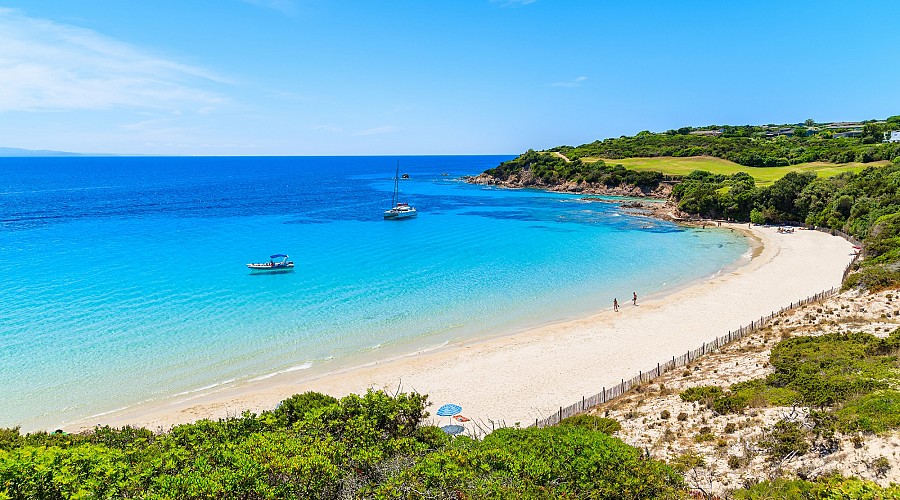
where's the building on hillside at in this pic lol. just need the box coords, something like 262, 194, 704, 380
689, 129, 723, 137
886, 131, 900, 143
765, 128, 795, 138
826, 121, 864, 129
834, 130, 863, 138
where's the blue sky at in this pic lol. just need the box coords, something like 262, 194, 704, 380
1, 1, 898, 155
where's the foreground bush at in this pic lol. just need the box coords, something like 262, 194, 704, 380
0, 390, 684, 499
732, 476, 900, 499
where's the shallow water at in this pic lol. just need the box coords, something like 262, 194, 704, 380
0, 156, 747, 430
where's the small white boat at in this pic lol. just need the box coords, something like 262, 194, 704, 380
247, 254, 295, 272
384, 202, 417, 219
384, 162, 417, 220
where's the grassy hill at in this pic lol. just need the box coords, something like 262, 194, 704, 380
580, 155, 883, 187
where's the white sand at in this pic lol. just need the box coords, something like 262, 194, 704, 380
66, 224, 855, 432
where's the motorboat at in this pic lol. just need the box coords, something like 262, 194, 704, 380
247, 254, 295, 272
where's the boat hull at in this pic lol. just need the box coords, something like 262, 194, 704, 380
246, 263, 295, 273
384, 210, 417, 219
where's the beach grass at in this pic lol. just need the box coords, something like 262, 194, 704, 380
579, 156, 883, 186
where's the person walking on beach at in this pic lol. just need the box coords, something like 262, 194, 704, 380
633, 292, 637, 306
613, 298, 619, 312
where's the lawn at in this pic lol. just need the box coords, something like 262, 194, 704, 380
578, 155, 885, 186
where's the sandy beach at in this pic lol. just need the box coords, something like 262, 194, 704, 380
66, 224, 855, 432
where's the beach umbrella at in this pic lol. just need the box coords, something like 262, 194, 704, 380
440, 424, 465, 436
436, 403, 462, 428
436, 404, 462, 417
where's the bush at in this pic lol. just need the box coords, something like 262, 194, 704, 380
0, 390, 684, 499
378, 426, 684, 498
760, 420, 809, 462
733, 475, 900, 499
558, 414, 621, 434
835, 390, 900, 434
679, 386, 724, 404
273, 391, 338, 426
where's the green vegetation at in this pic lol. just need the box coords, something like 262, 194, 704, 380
582, 156, 875, 187
679, 330, 900, 423
485, 149, 663, 190
670, 161, 900, 290
552, 117, 900, 167
557, 413, 622, 434
0, 390, 684, 499
733, 476, 900, 499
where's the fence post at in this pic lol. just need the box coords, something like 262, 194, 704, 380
559, 407, 562, 423
582, 395, 585, 410
657, 362, 661, 376
602, 387, 605, 403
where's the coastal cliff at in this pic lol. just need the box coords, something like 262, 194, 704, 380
465, 169, 673, 198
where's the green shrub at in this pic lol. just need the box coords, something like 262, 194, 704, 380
767, 332, 893, 407
679, 385, 724, 404
733, 475, 900, 499
836, 390, 900, 434
844, 264, 900, 292
273, 391, 339, 426
0, 390, 684, 499
760, 420, 809, 462
375, 425, 684, 498
558, 414, 621, 434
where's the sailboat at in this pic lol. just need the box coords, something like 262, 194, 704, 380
383, 162, 417, 219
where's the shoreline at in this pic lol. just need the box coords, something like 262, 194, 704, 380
63, 222, 854, 433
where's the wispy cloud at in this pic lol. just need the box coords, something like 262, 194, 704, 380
240, 0, 298, 15
0, 8, 229, 113
311, 124, 341, 133
490, 0, 537, 7
354, 125, 396, 136
549, 76, 588, 88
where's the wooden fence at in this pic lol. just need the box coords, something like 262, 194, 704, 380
532, 224, 862, 428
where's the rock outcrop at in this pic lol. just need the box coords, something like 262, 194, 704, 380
464, 171, 673, 199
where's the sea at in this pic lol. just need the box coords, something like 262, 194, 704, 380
0, 156, 749, 431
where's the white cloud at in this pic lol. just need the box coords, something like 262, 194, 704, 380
490, 0, 537, 7
0, 8, 229, 113
240, 0, 298, 15
354, 125, 396, 136
549, 76, 588, 88
311, 124, 341, 133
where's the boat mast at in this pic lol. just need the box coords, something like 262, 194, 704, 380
392, 160, 400, 207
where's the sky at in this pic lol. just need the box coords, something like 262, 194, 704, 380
1, 1, 898, 155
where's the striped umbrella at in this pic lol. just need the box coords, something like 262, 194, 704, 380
436, 403, 462, 428
436, 404, 462, 417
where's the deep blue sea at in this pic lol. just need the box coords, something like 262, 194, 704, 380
0, 156, 748, 430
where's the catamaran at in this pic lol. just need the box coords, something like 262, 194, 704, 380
384, 162, 417, 220
247, 254, 295, 272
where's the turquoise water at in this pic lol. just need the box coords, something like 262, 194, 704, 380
0, 156, 747, 430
